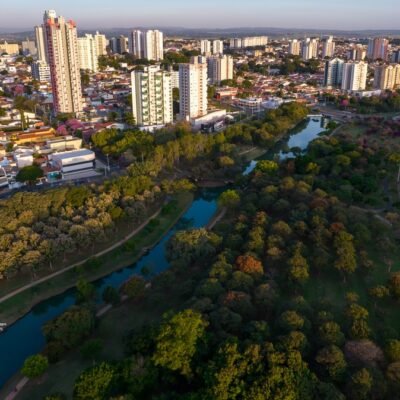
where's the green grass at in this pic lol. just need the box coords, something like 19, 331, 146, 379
0, 192, 194, 325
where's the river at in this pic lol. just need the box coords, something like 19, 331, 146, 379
0, 116, 327, 388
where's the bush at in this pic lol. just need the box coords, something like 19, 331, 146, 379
21, 354, 49, 378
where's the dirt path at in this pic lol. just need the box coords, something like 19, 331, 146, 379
0, 207, 163, 306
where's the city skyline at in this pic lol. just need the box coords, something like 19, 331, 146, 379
1, 0, 399, 31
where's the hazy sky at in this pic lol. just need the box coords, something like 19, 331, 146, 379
1, 0, 399, 30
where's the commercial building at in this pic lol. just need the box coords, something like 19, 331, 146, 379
129, 30, 164, 61
78, 34, 98, 72
131, 65, 173, 127
374, 64, 400, 90
288, 39, 301, 56
179, 56, 208, 121
43, 10, 83, 114
94, 31, 107, 56
51, 149, 95, 176
323, 58, 344, 87
341, 61, 368, 91
302, 38, 319, 60
32, 60, 51, 82
207, 55, 234, 84
322, 36, 335, 58
367, 38, 389, 61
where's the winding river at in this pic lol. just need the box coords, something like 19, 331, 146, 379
0, 116, 327, 388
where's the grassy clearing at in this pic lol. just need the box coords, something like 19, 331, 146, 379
0, 192, 194, 325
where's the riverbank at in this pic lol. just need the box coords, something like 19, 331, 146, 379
0, 192, 194, 327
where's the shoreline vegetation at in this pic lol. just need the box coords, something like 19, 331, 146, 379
0, 191, 194, 326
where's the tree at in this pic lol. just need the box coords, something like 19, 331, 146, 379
255, 160, 279, 174
121, 276, 146, 299
43, 306, 95, 349
76, 279, 95, 304
318, 321, 345, 346
347, 368, 373, 400
333, 230, 357, 280
386, 340, 400, 362
279, 310, 305, 332
80, 339, 103, 361
389, 273, 400, 298
102, 286, 120, 305
74, 362, 117, 400
288, 244, 309, 285
235, 254, 263, 275
152, 309, 208, 377
21, 354, 49, 379
316, 345, 347, 381
218, 190, 240, 210
16, 165, 43, 184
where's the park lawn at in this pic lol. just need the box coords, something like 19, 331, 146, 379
15, 259, 200, 399
0, 192, 194, 325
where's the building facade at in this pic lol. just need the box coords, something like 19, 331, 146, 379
324, 58, 344, 87
32, 60, 51, 82
200, 40, 211, 55
374, 64, 400, 90
212, 40, 224, 55
348, 44, 366, 61
94, 31, 107, 56
44, 11, 83, 114
207, 55, 234, 84
78, 34, 98, 72
131, 65, 173, 126
322, 36, 335, 58
288, 39, 301, 56
129, 30, 164, 61
341, 61, 368, 91
179, 56, 208, 121
368, 38, 389, 61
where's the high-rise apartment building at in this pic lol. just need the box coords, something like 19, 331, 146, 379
367, 38, 389, 61
322, 36, 335, 58
94, 31, 107, 56
78, 34, 98, 72
44, 10, 83, 114
323, 58, 344, 87
207, 55, 234, 84
200, 40, 211, 55
392, 50, 400, 63
374, 64, 400, 90
288, 39, 301, 56
110, 35, 128, 54
348, 44, 366, 61
32, 60, 51, 82
179, 56, 208, 121
35, 25, 47, 61
129, 30, 164, 61
341, 61, 368, 91
0, 41, 19, 55
131, 65, 173, 127
21, 38, 37, 56
302, 38, 319, 60
230, 36, 268, 49
212, 40, 224, 55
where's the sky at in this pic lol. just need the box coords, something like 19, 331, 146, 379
1, 0, 399, 31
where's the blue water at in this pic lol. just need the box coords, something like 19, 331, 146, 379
0, 117, 325, 388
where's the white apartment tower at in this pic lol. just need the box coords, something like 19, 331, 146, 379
129, 30, 164, 61
302, 38, 319, 60
288, 39, 301, 56
322, 36, 335, 58
207, 55, 234, 84
94, 31, 107, 56
44, 11, 83, 114
35, 25, 47, 61
200, 40, 211, 55
78, 34, 98, 72
348, 44, 366, 61
341, 61, 368, 91
212, 40, 224, 55
179, 56, 208, 121
323, 58, 344, 87
131, 66, 173, 127
374, 64, 400, 90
